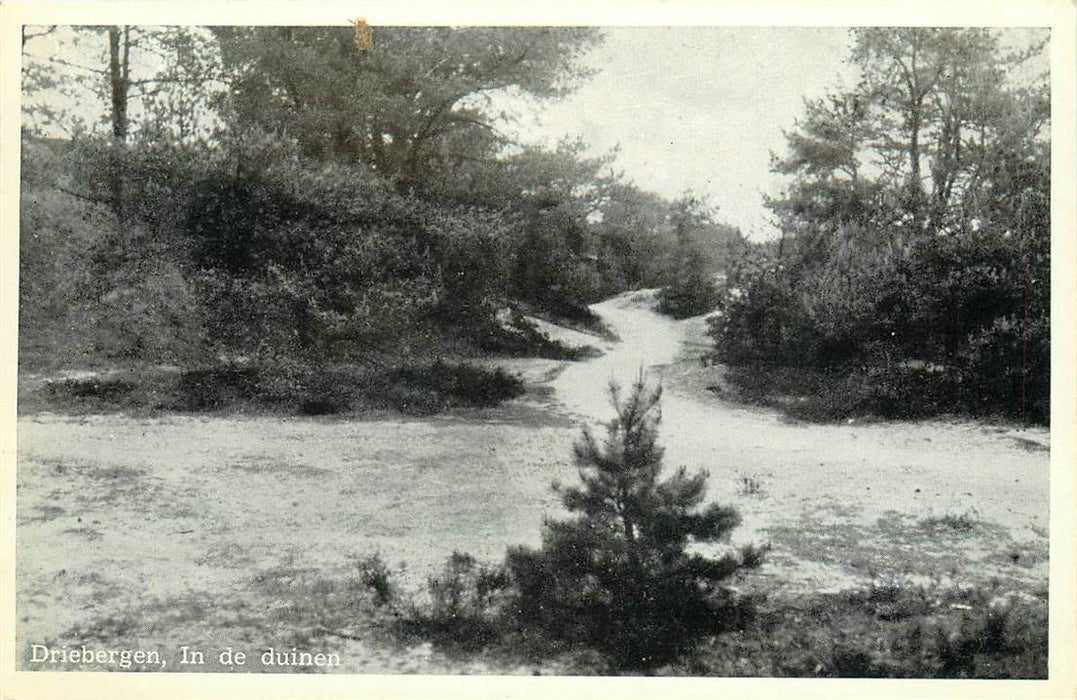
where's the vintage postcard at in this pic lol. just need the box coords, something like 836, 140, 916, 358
1, 1, 1074, 699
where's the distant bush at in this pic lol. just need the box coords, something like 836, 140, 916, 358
656, 250, 721, 319
655, 264, 720, 320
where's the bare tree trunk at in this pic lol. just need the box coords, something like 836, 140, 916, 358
107, 26, 130, 222
906, 100, 924, 208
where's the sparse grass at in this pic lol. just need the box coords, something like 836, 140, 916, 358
22, 504, 65, 524
738, 474, 765, 497
921, 513, 977, 533
675, 583, 1048, 678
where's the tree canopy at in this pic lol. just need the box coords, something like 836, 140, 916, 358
212, 27, 603, 189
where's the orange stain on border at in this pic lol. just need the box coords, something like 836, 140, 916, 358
351, 18, 374, 52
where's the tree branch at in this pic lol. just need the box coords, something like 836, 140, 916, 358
57, 184, 113, 207
34, 55, 107, 76
22, 26, 57, 47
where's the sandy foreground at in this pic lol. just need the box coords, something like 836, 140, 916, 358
15, 291, 1050, 673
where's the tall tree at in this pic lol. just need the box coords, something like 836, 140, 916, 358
212, 27, 602, 190
720, 28, 1051, 421
772, 28, 1049, 234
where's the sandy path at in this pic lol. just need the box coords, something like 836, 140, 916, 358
550, 290, 1050, 591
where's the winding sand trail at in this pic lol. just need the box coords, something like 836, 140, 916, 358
550, 290, 1050, 590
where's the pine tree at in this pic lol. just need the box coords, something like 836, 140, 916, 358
506, 376, 766, 669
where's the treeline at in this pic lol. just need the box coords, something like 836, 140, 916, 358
707, 29, 1050, 425
19, 27, 743, 408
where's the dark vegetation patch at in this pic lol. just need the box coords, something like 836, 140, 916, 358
22, 504, 66, 525
1011, 436, 1049, 453
229, 456, 331, 479
61, 527, 105, 541
711, 362, 1038, 425
473, 311, 597, 360
678, 584, 1047, 678
920, 513, 977, 533
28, 360, 525, 417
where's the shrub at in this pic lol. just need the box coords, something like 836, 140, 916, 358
45, 376, 136, 402
956, 315, 1050, 425
475, 311, 593, 360
710, 223, 1050, 425
656, 250, 720, 319
172, 362, 263, 412
355, 553, 398, 608
505, 377, 765, 669
397, 551, 510, 651
28, 359, 525, 418
385, 360, 525, 410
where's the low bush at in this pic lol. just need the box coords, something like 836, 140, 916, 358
31, 360, 525, 417
716, 361, 1015, 424
355, 553, 399, 609
384, 361, 525, 411
397, 552, 510, 651
475, 311, 593, 360
684, 584, 1048, 678
172, 363, 263, 411
45, 376, 137, 402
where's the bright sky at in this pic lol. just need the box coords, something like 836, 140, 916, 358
501, 28, 859, 240
24, 26, 1046, 242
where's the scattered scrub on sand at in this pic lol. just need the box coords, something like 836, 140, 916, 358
299, 378, 1044, 675
679, 583, 1048, 678
738, 474, 765, 497
310, 550, 1047, 677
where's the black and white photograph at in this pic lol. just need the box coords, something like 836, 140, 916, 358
3, 1, 1075, 698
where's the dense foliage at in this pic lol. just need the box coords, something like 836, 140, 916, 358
20, 26, 744, 385
709, 28, 1050, 424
